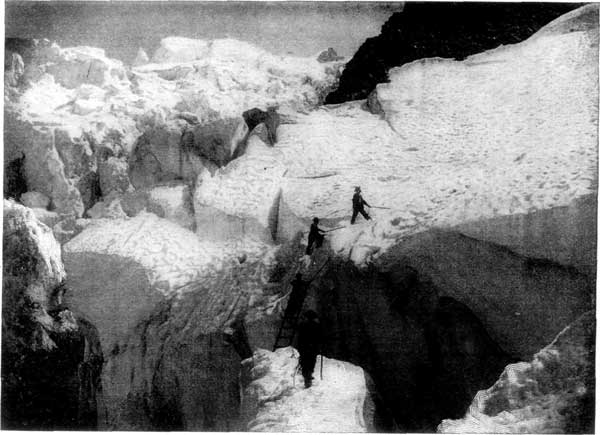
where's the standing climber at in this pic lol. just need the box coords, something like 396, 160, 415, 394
351, 186, 371, 224
265, 106, 280, 145
284, 273, 309, 320
306, 217, 325, 255
297, 310, 322, 388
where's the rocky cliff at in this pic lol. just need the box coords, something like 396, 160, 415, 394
325, 2, 581, 103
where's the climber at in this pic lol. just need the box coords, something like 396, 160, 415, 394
297, 310, 322, 388
351, 186, 371, 224
284, 273, 309, 320
305, 217, 325, 255
265, 106, 280, 145
223, 313, 253, 360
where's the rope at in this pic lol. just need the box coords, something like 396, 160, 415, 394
324, 226, 345, 233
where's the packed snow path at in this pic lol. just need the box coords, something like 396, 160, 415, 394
241, 348, 374, 432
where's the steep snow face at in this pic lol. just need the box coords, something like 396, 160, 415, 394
240, 347, 375, 432
438, 311, 594, 434
194, 136, 287, 243
277, 5, 598, 266
376, 22, 597, 214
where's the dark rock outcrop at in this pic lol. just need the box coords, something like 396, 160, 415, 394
2, 200, 103, 430
242, 107, 280, 146
325, 2, 581, 103
4, 153, 27, 200
77, 171, 102, 214
317, 48, 344, 63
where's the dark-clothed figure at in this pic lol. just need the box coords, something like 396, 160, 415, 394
285, 273, 309, 320
297, 310, 322, 388
223, 313, 253, 360
306, 217, 325, 255
265, 107, 280, 145
351, 186, 371, 224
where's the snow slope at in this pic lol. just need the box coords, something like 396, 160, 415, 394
274, 4, 598, 265
241, 347, 374, 432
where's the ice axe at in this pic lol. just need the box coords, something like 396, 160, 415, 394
320, 354, 324, 381
324, 226, 345, 233
293, 361, 301, 388
369, 206, 391, 210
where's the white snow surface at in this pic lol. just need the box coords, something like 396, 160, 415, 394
64, 211, 277, 297
142, 37, 341, 117
272, 7, 598, 265
195, 137, 287, 228
108, 5, 599, 265
242, 347, 373, 432
7, 7, 596, 255
147, 184, 195, 230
